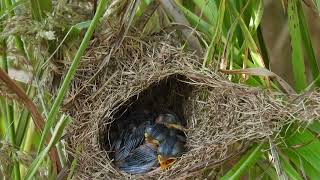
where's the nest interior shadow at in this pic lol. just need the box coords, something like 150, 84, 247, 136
99, 74, 193, 162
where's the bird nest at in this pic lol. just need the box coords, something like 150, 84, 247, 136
60, 32, 320, 179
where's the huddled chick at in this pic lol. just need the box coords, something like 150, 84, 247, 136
111, 111, 186, 174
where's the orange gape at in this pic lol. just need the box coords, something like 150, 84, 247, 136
158, 155, 176, 169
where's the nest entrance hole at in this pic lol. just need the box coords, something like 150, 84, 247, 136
100, 74, 193, 160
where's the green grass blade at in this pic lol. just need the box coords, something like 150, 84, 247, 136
29, 0, 52, 21
20, 120, 35, 177
37, 0, 109, 154
202, 0, 225, 67
296, 1, 320, 86
192, 0, 218, 25
229, 3, 266, 68
25, 115, 70, 180
175, 3, 213, 37
177, 2, 267, 71
279, 153, 303, 180
0, 21, 20, 179
285, 129, 320, 173
256, 161, 279, 179
0, 0, 26, 20
182, 1, 195, 13
42, 20, 92, 69
29, 0, 43, 20
313, 0, 320, 15
0, 107, 5, 138
15, 87, 35, 147
249, 0, 264, 31
283, 148, 320, 179
307, 121, 320, 134
160, 0, 202, 54
287, 0, 308, 92
15, 109, 31, 146
67, 150, 79, 180
221, 143, 263, 180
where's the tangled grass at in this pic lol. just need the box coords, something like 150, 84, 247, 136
58, 32, 320, 179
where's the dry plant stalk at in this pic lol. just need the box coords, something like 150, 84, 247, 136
0, 68, 61, 173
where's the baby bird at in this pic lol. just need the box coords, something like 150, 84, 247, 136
113, 111, 187, 174
144, 124, 169, 145
155, 113, 187, 132
157, 134, 186, 169
118, 142, 159, 174
145, 113, 186, 145
114, 121, 150, 162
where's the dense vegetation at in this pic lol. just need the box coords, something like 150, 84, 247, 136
1, 0, 320, 179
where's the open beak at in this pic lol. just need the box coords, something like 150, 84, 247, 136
166, 124, 187, 132
144, 133, 160, 145
157, 155, 176, 170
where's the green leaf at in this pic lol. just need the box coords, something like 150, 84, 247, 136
15, 87, 35, 147
192, 0, 218, 25
30, 0, 52, 21
249, 0, 264, 31
229, 3, 266, 68
74, 20, 92, 30
0, 0, 27, 20
279, 153, 303, 180
283, 148, 320, 179
287, 0, 308, 92
0, 109, 5, 138
202, 0, 225, 67
67, 146, 81, 180
25, 115, 70, 180
176, 3, 213, 37
296, 1, 320, 86
285, 129, 320, 173
221, 143, 263, 180
308, 121, 320, 134
256, 160, 278, 179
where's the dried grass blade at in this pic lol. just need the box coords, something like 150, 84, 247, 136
135, 0, 160, 30
219, 68, 296, 94
115, 0, 141, 48
159, 0, 203, 55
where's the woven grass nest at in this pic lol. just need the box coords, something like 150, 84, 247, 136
60, 31, 320, 179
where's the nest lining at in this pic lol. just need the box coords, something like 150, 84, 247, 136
60, 33, 320, 179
